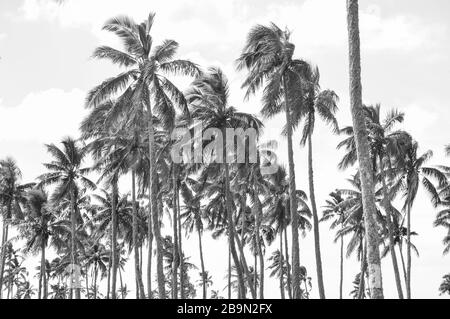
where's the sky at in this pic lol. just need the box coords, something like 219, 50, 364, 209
0, 0, 449, 299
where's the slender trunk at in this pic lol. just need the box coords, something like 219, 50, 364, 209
177, 186, 185, 299
41, 239, 47, 299
399, 243, 408, 288
119, 267, 124, 299
347, 0, 383, 299
307, 134, 325, 299
233, 227, 256, 298
111, 181, 118, 300
283, 75, 301, 299
70, 189, 80, 299
379, 155, 404, 299
198, 228, 207, 299
228, 244, 231, 299
279, 229, 285, 299
283, 208, 293, 299
147, 225, 153, 299
406, 201, 412, 299
0, 202, 11, 299
172, 166, 179, 299
94, 263, 98, 300
132, 170, 146, 299
339, 220, 344, 299
85, 265, 89, 299
254, 252, 257, 297
222, 128, 246, 299
147, 100, 165, 299
254, 195, 264, 299
106, 255, 111, 299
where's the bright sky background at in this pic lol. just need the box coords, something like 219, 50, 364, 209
0, 0, 449, 299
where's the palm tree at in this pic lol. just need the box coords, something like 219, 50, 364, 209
439, 274, 450, 296
0, 158, 34, 298
238, 23, 312, 298
38, 138, 95, 299
87, 13, 200, 298
267, 249, 289, 298
346, 0, 383, 299
321, 191, 345, 299
391, 138, 446, 298
186, 67, 262, 298
294, 66, 339, 298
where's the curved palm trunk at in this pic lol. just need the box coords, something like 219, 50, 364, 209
347, 0, 384, 299
379, 155, 404, 299
132, 170, 146, 299
283, 75, 301, 299
197, 227, 207, 299
70, 189, 81, 299
147, 102, 165, 299
111, 181, 118, 300
254, 196, 264, 299
41, 240, 47, 299
406, 202, 412, 299
307, 134, 326, 299
279, 229, 285, 299
172, 167, 179, 299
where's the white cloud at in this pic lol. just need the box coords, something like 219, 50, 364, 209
0, 88, 87, 143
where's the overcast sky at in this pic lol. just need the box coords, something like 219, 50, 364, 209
1, 0, 449, 299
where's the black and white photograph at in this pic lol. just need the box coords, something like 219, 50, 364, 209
0, 0, 449, 305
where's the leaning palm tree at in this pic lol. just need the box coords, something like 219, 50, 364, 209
0, 158, 34, 298
321, 191, 345, 299
86, 13, 200, 298
38, 138, 95, 299
294, 66, 339, 298
238, 23, 312, 298
186, 67, 262, 299
391, 138, 446, 298
346, 0, 383, 299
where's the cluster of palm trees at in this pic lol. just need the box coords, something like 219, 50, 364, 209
1, 2, 449, 300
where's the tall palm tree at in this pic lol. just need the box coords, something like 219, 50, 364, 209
346, 0, 384, 299
238, 23, 312, 298
294, 66, 339, 298
38, 138, 95, 299
391, 137, 446, 298
0, 158, 34, 298
186, 67, 262, 298
86, 13, 200, 298
321, 191, 345, 299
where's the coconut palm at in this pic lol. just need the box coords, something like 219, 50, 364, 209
294, 66, 339, 298
0, 158, 34, 298
186, 67, 262, 298
439, 274, 450, 296
346, 0, 384, 299
390, 137, 446, 298
38, 138, 95, 299
238, 23, 312, 299
86, 12, 200, 298
321, 191, 345, 299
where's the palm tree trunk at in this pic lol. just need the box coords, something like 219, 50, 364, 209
85, 265, 89, 299
283, 75, 301, 299
358, 239, 367, 299
346, 0, 383, 299
233, 226, 256, 298
254, 252, 257, 296
106, 255, 111, 299
0, 202, 11, 299
197, 227, 207, 299
222, 128, 246, 299
172, 166, 179, 299
111, 181, 118, 300
132, 170, 146, 299
406, 201, 412, 299
283, 209, 293, 299
228, 244, 231, 299
399, 243, 408, 288
70, 189, 81, 299
119, 267, 124, 299
177, 186, 185, 299
94, 263, 98, 300
254, 195, 264, 299
339, 221, 344, 299
147, 102, 165, 299
279, 229, 285, 299
307, 134, 326, 299
379, 155, 404, 299
41, 240, 47, 299
147, 224, 153, 299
